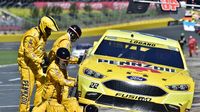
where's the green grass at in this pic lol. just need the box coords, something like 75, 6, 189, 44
0, 50, 18, 65
0, 50, 52, 65
6, 8, 31, 18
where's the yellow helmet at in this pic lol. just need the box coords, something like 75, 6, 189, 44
39, 16, 59, 38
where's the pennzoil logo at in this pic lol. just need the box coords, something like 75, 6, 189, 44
97, 59, 175, 73
115, 93, 152, 102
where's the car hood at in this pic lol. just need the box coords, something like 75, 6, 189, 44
80, 55, 193, 84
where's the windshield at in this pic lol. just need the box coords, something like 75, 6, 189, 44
94, 39, 184, 69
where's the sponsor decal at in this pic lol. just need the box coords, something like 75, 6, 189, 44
115, 93, 152, 102
29, 39, 33, 44
160, 0, 180, 12
20, 80, 29, 104
133, 40, 156, 47
120, 65, 161, 73
127, 76, 147, 81
97, 59, 175, 73
78, 91, 82, 97
183, 21, 195, 32
89, 82, 99, 89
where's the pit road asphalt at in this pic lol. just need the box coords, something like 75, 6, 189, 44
0, 25, 200, 112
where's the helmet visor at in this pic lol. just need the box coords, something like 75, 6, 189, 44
45, 27, 52, 38
70, 32, 79, 42
58, 58, 69, 70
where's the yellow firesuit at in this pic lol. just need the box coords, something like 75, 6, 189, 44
43, 60, 75, 102
32, 60, 82, 112
18, 27, 47, 112
48, 33, 78, 64
48, 34, 71, 63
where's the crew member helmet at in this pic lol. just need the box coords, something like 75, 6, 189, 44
39, 16, 59, 39
67, 25, 82, 42
56, 47, 70, 69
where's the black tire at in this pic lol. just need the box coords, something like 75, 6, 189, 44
84, 105, 98, 112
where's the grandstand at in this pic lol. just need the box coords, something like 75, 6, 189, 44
0, 9, 23, 34
0, 0, 128, 7
0, 0, 34, 8
0, 0, 162, 34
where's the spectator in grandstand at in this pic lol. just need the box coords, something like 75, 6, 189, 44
0, 12, 22, 33
48, 25, 82, 64
0, 14, 6, 25
17, 16, 59, 112
0, 14, 14, 26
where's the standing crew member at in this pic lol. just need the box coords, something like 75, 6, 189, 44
32, 48, 82, 112
178, 33, 186, 51
48, 25, 82, 64
188, 35, 198, 57
17, 16, 59, 112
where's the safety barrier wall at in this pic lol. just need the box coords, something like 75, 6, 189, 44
0, 17, 174, 42
34, 1, 129, 10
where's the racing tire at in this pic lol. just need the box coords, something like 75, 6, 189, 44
84, 104, 98, 112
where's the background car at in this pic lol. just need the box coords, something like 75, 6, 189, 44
72, 43, 93, 58
77, 30, 195, 112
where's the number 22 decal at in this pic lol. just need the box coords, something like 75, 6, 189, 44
89, 82, 99, 89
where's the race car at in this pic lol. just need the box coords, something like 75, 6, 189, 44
77, 30, 195, 112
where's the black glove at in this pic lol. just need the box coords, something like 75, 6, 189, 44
77, 55, 83, 64
41, 57, 49, 73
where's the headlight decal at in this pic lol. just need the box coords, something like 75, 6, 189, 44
166, 84, 189, 91
84, 68, 105, 78
165, 104, 180, 111
85, 92, 102, 101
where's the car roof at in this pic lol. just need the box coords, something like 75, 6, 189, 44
104, 30, 179, 48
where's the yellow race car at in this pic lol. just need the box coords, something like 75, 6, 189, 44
77, 30, 195, 112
